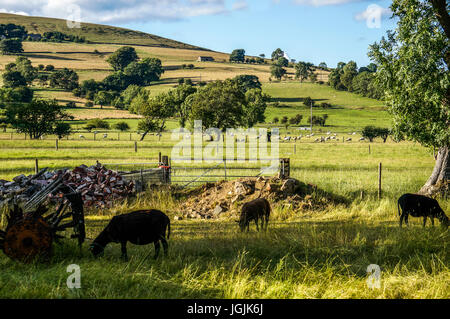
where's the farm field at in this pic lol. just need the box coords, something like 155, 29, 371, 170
0, 12, 448, 301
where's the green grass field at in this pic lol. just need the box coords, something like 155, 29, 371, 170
0, 13, 448, 300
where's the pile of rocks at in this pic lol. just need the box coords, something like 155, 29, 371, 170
0, 163, 135, 209
177, 176, 333, 220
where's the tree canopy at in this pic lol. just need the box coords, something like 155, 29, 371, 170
106, 46, 139, 71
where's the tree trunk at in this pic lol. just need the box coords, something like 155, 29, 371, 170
419, 146, 449, 195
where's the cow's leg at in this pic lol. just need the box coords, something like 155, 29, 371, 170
255, 216, 259, 232
265, 214, 269, 231
160, 236, 168, 256
431, 217, 435, 226
423, 216, 427, 228
260, 215, 264, 231
246, 221, 250, 232
154, 240, 161, 259
405, 214, 409, 226
400, 213, 405, 228
120, 241, 128, 261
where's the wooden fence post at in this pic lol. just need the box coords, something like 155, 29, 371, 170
35, 159, 39, 175
378, 162, 382, 200
134, 141, 137, 153
55, 139, 59, 151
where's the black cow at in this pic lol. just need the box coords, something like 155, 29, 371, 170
90, 210, 171, 260
397, 193, 448, 228
238, 198, 271, 232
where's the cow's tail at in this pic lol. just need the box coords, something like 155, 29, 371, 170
166, 219, 171, 240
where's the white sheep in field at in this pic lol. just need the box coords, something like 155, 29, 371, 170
79, 135, 85, 139
326, 131, 331, 135
314, 138, 320, 142
103, 133, 108, 139
359, 137, 365, 141
346, 138, 352, 142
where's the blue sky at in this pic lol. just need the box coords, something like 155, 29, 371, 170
1, 0, 397, 68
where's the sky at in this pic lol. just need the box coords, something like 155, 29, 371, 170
1, 0, 397, 68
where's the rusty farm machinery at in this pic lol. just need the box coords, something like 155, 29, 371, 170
0, 177, 85, 262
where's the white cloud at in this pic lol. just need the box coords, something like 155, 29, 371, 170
0, 8, 29, 15
0, 0, 245, 23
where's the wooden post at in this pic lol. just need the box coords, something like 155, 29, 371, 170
130, 133, 132, 141
294, 144, 296, 154
224, 160, 227, 180
55, 139, 59, 151
35, 159, 39, 175
134, 141, 137, 153
159, 152, 162, 164
378, 162, 382, 200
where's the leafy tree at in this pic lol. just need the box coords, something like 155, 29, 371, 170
281, 116, 289, 129
114, 121, 130, 131
106, 46, 139, 71
5, 99, 72, 139
135, 92, 177, 140
54, 122, 71, 139
275, 57, 289, 67
270, 65, 286, 81
44, 65, 55, 72
0, 24, 27, 39
49, 68, 79, 91
187, 80, 247, 131
303, 96, 314, 107
295, 62, 314, 82
273, 117, 279, 124
290, 114, 303, 125
362, 125, 379, 142
377, 127, 390, 143
168, 84, 197, 127
0, 86, 33, 104
0, 39, 23, 55
85, 118, 110, 130
369, 0, 450, 194
7, 57, 37, 84
124, 57, 164, 85
2, 70, 27, 88
340, 61, 358, 91
232, 75, 262, 92
318, 62, 327, 69
229, 49, 245, 63
271, 48, 284, 61
101, 71, 131, 91
243, 88, 269, 127
309, 73, 318, 83
94, 91, 115, 108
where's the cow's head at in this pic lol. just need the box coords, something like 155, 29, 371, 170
89, 242, 105, 257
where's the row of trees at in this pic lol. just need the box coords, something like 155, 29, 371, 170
73, 46, 164, 108
328, 61, 382, 99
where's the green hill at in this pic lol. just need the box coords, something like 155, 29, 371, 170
0, 13, 209, 50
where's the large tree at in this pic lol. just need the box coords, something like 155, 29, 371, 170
229, 49, 245, 63
295, 61, 314, 82
124, 57, 164, 85
106, 46, 139, 71
5, 99, 72, 139
0, 38, 23, 55
369, 0, 450, 195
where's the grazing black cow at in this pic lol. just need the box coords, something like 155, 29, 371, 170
90, 210, 170, 260
397, 193, 448, 228
238, 198, 271, 232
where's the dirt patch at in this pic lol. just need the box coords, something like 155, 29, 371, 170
176, 176, 347, 220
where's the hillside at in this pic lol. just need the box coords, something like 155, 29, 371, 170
0, 13, 208, 50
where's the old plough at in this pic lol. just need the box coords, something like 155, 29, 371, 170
0, 178, 85, 262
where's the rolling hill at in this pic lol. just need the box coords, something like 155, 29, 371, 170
0, 13, 209, 50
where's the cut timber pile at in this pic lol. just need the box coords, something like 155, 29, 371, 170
0, 163, 134, 209
178, 176, 340, 220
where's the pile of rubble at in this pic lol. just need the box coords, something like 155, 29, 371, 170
0, 163, 135, 209
178, 176, 341, 220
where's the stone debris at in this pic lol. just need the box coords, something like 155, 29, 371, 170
179, 176, 339, 220
0, 163, 134, 209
